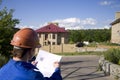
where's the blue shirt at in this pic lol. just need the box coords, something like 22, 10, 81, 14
0, 59, 62, 80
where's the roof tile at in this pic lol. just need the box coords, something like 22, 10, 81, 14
36, 23, 68, 33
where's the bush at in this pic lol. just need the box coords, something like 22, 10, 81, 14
0, 55, 9, 68
104, 48, 120, 65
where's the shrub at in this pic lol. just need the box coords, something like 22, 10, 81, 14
104, 48, 120, 65
0, 55, 9, 68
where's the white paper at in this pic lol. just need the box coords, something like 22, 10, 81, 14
35, 50, 62, 77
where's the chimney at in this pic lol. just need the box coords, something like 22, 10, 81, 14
53, 22, 59, 26
48, 22, 59, 26
115, 12, 120, 19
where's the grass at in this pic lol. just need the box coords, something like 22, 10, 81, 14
85, 42, 120, 47
55, 51, 105, 56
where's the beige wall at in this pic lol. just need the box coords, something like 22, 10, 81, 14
111, 12, 120, 44
39, 44, 76, 53
38, 32, 68, 46
111, 22, 120, 44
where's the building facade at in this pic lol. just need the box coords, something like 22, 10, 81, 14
111, 12, 120, 44
36, 23, 69, 46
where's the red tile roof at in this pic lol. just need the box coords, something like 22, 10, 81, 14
36, 23, 68, 33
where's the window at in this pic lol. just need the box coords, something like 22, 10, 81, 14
45, 34, 48, 40
52, 34, 55, 39
52, 42, 55, 45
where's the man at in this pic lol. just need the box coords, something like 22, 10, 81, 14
0, 28, 62, 80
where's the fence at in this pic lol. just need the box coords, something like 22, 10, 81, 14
35, 44, 108, 54
39, 44, 77, 53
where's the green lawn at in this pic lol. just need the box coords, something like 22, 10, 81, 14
55, 51, 105, 56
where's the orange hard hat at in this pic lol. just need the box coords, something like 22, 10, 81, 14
11, 28, 40, 48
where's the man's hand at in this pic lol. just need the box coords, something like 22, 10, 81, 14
54, 62, 60, 68
31, 61, 38, 66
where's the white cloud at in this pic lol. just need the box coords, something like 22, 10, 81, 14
62, 18, 81, 23
91, 25, 110, 29
50, 18, 97, 30
81, 18, 96, 25
100, 0, 120, 8
16, 17, 110, 30
17, 18, 97, 30
100, 1, 112, 6
103, 25, 110, 29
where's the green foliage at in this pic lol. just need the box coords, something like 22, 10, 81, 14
0, 7, 19, 58
68, 40, 74, 44
99, 42, 120, 46
86, 42, 97, 47
56, 51, 104, 56
68, 29, 111, 43
104, 48, 120, 64
0, 55, 9, 68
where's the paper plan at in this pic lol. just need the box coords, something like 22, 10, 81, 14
35, 50, 62, 77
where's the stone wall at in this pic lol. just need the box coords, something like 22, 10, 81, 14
99, 56, 120, 79
35, 44, 108, 54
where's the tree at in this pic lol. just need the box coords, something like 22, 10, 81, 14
68, 29, 111, 43
0, 7, 19, 58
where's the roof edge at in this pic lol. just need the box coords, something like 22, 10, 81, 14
110, 18, 120, 25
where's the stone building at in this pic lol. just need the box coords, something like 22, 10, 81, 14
36, 23, 69, 46
111, 12, 120, 44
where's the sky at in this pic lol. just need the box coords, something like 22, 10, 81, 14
0, 0, 120, 30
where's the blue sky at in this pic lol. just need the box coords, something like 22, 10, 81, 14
1, 0, 120, 30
